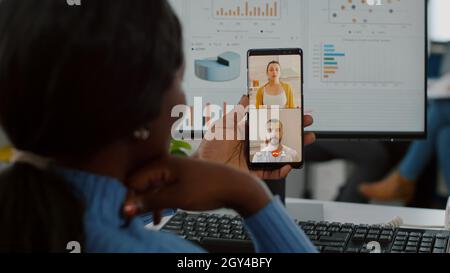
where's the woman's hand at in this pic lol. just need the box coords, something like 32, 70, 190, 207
195, 95, 316, 179
123, 156, 272, 222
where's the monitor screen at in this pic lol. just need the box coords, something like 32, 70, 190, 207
429, 0, 450, 42
169, 0, 427, 138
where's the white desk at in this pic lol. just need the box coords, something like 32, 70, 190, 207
287, 198, 446, 227
147, 198, 447, 230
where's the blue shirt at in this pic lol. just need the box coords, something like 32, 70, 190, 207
58, 167, 317, 253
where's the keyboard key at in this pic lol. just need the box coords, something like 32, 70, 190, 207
408, 236, 420, 242
221, 224, 231, 230
352, 234, 366, 242
382, 227, 395, 232
221, 234, 234, 240
342, 223, 355, 229
379, 235, 393, 243
421, 237, 433, 243
366, 234, 379, 241
186, 236, 202, 242
419, 247, 431, 253
397, 231, 409, 237
319, 231, 331, 237
197, 226, 206, 232
391, 245, 404, 252
163, 224, 182, 231
184, 226, 195, 231
437, 234, 449, 240
434, 239, 447, 249
433, 248, 445, 253
209, 223, 219, 228
323, 246, 344, 253
356, 229, 368, 234
405, 246, 418, 253
320, 232, 350, 243
341, 228, 353, 233
420, 242, 432, 248
406, 241, 419, 247
345, 248, 360, 253
410, 232, 422, 237
331, 222, 342, 227
207, 228, 218, 233
186, 231, 197, 237
232, 230, 243, 235
317, 221, 330, 227
220, 229, 231, 234
328, 227, 341, 232
368, 229, 380, 235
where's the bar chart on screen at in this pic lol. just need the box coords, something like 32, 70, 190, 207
212, 0, 281, 20
310, 39, 414, 87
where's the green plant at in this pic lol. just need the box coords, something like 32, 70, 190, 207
169, 139, 192, 157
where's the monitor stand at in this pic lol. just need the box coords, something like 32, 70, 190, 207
263, 179, 286, 205
264, 179, 324, 222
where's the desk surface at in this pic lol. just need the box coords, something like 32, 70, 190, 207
147, 198, 447, 230
287, 198, 446, 227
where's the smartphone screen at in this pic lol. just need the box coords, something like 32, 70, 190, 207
247, 49, 303, 169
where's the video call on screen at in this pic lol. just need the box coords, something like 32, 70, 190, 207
248, 54, 303, 164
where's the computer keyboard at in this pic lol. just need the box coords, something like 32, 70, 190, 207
161, 211, 450, 253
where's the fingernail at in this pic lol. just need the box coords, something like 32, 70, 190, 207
123, 204, 138, 217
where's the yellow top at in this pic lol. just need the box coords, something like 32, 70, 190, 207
0, 146, 13, 162
256, 82, 295, 109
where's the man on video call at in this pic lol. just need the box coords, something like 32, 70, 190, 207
253, 119, 300, 163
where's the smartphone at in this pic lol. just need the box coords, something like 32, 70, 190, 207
246, 48, 304, 169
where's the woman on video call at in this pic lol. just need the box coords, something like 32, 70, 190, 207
256, 61, 296, 109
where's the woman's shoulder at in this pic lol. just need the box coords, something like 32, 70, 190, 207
257, 84, 268, 94
280, 81, 292, 89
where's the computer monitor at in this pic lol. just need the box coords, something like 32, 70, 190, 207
169, 0, 427, 139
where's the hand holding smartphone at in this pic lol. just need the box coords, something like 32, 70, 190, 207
247, 48, 304, 169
